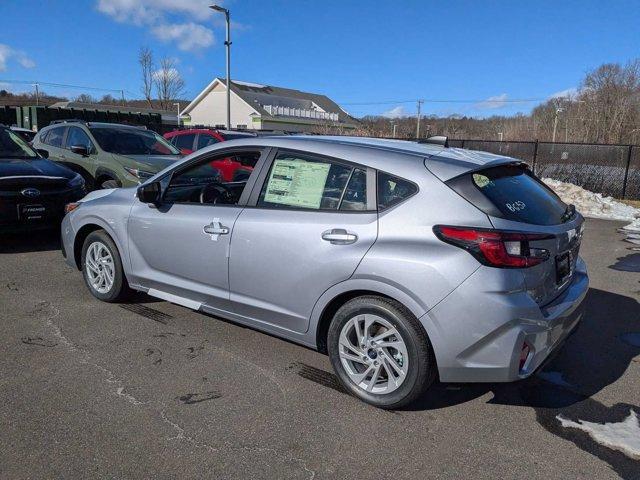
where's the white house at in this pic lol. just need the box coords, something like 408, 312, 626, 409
181, 78, 359, 133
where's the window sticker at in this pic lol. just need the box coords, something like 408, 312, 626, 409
263, 159, 331, 208
472, 173, 493, 188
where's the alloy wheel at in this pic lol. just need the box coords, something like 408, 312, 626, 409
338, 314, 409, 394
85, 241, 115, 294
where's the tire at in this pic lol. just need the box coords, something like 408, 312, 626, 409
101, 179, 120, 189
327, 295, 436, 409
81, 230, 132, 303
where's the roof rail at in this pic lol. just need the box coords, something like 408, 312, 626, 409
50, 119, 88, 125
418, 135, 449, 147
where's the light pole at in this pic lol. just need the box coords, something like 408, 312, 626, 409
173, 102, 181, 127
210, 4, 231, 129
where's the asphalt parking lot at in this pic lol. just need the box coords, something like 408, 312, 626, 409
1, 218, 639, 479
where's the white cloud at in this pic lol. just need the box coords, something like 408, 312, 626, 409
0, 44, 36, 71
475, 93, 508, 109
152, 22, 214, 51
96, 0, 221, 52
550, 87, 579, 100
382, 106, 407, 119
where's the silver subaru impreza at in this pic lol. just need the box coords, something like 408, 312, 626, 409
61, 136, 588, 409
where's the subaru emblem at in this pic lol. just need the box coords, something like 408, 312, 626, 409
21, 188, 41, 198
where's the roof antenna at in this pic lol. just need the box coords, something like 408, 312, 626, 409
418, 135, 449, 147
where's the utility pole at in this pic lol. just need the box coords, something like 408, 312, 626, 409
552, 99, 563, 144
34, 83, 40, 106
392, 122, 397, 137
173, 102, 181, 127
210, 5, 232, 129
121, 90, 126, 106
416, 99, 424, 138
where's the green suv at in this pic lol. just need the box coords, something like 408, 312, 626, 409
32, 121, 182, 189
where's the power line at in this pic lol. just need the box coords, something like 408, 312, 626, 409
339, 97, 549, 106
0, 79, 124, 94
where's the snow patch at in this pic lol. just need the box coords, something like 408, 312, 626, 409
557, 410, 640, 459
542, 178, 640, 222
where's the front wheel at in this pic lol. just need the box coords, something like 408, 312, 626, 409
81, 230, 132, 302
327, 296, 436, 409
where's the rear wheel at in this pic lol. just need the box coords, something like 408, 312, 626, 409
328, 295, 436, 409
81, 230, 132, 302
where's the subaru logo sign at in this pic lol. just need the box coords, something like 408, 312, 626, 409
21, 188, 41, 198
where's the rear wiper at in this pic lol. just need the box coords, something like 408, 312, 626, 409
562, 204, 576, 222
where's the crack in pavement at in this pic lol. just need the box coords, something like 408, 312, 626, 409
33, 300, 315, 479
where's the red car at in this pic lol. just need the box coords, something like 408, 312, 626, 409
164, 128, 257, 181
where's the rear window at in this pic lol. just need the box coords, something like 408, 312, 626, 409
449, 164, 569, 226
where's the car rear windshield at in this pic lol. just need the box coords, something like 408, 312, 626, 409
90, 127, 179, 155
447, 164, 570, 226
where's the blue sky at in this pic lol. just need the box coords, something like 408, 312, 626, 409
1, 0, 638, 118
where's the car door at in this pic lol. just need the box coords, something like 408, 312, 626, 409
127, 147, 267, 310
228, 149, 378, 334
63, 126, 97, 182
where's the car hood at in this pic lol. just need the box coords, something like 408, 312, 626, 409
116, 154, 182, 172
0, 157, 76, 179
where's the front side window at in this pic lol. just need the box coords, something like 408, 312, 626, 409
89, 127, 179, 155
66, 126, 94, 152
257, 152, 366, 211
163, 150, 261, 205
43, 127, 65, 148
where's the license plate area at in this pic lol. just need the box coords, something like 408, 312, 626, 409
555, 251, 572, 285
18, 204, 46, 221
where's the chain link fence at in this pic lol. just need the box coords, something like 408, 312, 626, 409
450, 139, 639, 200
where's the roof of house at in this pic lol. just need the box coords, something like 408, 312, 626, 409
182, 79, 358, 125
50, 101, 175, 116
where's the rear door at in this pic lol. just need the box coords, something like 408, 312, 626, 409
228, 149, 378, 333
449, 164, 584, 306
38, 126, 67, 162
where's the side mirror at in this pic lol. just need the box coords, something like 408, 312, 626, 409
70, 145, 90, 157
137, 181, 161, 204
36, 148, 49, 158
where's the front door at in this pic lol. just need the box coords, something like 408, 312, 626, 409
127, 148, 264, 309
229, 150, 378, 333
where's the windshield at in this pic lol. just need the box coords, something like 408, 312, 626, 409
0, 128, 38, 159
89, 127, 179, 155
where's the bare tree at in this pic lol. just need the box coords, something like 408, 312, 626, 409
139, 47, 155, 108
153, 57, 186, 110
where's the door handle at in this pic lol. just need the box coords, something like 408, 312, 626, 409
203, 220, 229, 239
322, 228, 357, 245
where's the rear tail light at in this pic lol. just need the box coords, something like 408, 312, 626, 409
433, 225, 551, 268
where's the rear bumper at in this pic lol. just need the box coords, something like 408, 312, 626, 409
421, 257, 589, 383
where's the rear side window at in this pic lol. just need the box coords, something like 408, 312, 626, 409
449, 164, 568, 226
43, 127, 65, 147
377, 172, 417, 210
173, 133, 195, 151
257, 151, 366, 211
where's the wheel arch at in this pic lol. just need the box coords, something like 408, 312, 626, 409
72, 219, 124, 270
311, 280, 429, 354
